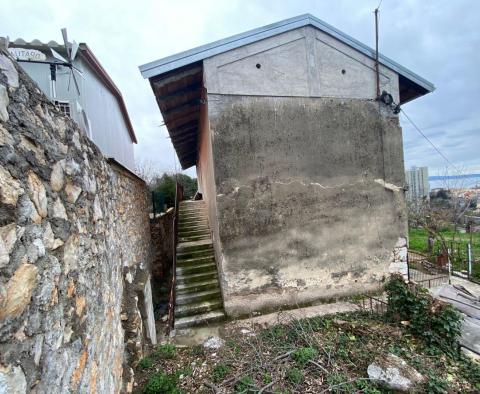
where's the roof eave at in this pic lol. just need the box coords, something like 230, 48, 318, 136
139, 13, 434, 95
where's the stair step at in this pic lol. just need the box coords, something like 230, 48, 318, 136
177, 249, 214, 261
176, 289, 222, 306
176, 271, 218, 285
179, 219, 209, 227
177, 239, 212, 252
177, 262, 216, 275
177, 255, 215, 266
174, 310, 225, 329
176, 279, 219, 295
178, 225, 210, 233
178, 228, 210, 235
179, 235, 211, 243
175, 299, 222, 318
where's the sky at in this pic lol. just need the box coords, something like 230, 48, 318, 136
1, 0, 479, 178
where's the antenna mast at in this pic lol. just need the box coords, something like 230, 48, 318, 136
374, 7, 380, 99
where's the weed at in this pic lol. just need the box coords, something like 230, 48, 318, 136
234, 376, 255, 393
292, 347, 318, 366
263, 371, 272, 384
226, 339, 241, 354
213, 363, 230, 383
138, 356, 153, 370
176, 366, 192, 377
326, 373, 355, 393
385, 275, 462, 351
190, 345, 204, 357
286, 367, 303, 385
154, 343, 176, 359
143, 372, 182, 394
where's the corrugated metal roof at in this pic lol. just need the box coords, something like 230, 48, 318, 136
139, 13, 435, 93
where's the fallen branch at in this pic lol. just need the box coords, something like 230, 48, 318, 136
273, 350, 294, 361
258, 381, 275, 393
308, 360, 329, 374
320, 377, 373, 393
204, 381, 219, 393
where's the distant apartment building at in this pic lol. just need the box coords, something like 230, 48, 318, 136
405, 166, 430, 201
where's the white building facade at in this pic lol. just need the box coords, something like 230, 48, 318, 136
405, 166, 430, 201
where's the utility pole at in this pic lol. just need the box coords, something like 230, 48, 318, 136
374, 8, 380, 99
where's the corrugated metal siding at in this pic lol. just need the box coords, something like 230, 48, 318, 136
17, 54, 135, 170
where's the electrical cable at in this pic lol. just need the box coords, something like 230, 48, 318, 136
400, 109, 463, 176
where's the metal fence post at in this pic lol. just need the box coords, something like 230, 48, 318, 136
467, 242, 472, 279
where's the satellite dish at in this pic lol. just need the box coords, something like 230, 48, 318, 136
49, 28, 83, 96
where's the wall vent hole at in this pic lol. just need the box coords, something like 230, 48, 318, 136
341, 69, 346, 74
256, 63, 261, 69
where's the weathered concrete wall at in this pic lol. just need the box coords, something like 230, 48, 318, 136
0, 50, 154, 393
204, 26, 399, 102
208, 95, 408, 316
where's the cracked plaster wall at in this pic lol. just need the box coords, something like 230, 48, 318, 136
206, 95, 408, 316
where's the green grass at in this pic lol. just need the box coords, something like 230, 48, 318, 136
409, 227, 480, 279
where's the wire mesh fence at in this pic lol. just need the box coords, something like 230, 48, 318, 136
407, 250, 449, 288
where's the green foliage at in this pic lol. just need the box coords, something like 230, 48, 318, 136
385, 275, 462, 351
143, 372, 182, 394
286, 367, 303, 385
138, 356, 153, 370
292, 347, 318, 367
212, 363, 230, 382
261, 325, 287, 342
234, 376, 255, 393
151, 173, 197, 209
226, 339, 241, 354
190, 344, 204, 357
154, 343, 176, 359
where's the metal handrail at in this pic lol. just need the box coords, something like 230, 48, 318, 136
166, 182, 184, 334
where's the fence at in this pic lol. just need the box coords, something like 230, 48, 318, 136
407, 250, 449, 288
432, 240, 479, 282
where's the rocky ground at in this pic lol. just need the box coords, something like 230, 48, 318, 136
132, 311, 480, 393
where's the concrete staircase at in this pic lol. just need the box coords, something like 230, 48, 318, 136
174, 200, 225, 329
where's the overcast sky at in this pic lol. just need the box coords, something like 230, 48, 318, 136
2, 0, 479, 178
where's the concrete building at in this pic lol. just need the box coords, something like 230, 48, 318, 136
7, 38, 137, 169
140, 14, 434, 321
405, 166, 430, 201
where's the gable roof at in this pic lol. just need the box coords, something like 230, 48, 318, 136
139, 13, 435, 95
9, 38, 137, 143
139, 14, 436, 170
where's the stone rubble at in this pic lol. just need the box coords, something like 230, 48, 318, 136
367, 353, 424, 392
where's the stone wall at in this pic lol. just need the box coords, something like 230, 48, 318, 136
0, 49, 154, 392
150, 209, 173, 282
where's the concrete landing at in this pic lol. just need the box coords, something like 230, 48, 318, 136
170, 301, 359, 346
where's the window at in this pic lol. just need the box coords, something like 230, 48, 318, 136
54, 100, 71, 117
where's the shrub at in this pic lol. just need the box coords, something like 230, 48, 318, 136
138, 356, 153, 370
234, 376, 255, 393
190, 345, 204, 357
154, 343, 176, 359
143, 372, 181, 394
385, 274, 462, 351
212, 363, 230, 382
292, 347, 318, 366
286, 367, 303, 385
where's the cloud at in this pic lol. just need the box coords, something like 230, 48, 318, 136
1, 0, 478, 177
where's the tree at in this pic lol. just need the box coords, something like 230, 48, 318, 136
151, 173, 198, 209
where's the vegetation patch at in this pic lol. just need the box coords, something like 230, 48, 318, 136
133, 283, 479, 393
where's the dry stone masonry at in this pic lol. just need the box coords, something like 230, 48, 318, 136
0, 49, 154, 393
